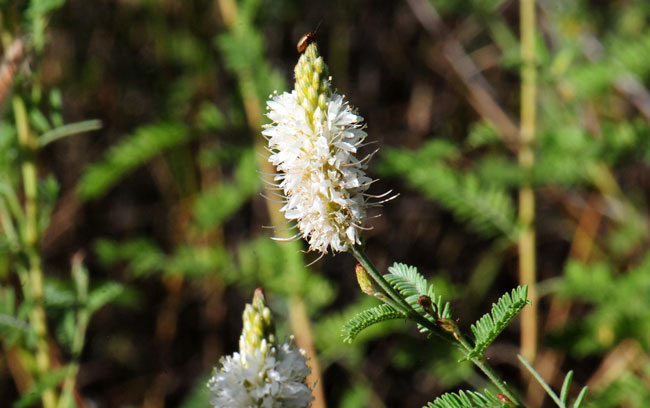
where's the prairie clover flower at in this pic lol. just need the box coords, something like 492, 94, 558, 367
207, 289, 313, 408
263, 42, 375, 253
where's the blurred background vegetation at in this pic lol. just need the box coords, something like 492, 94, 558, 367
1, 0, 650, 407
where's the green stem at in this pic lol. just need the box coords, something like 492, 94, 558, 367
57, 256, 90, 408
518, 355, 562, 407
471, 356, 524, 406
351, 245, 439, 333
456, 327, 523, 405
14, 95, 57, 408
0, 177, 25, 225
350, 245, 524, 406
518, 0, 539, 364
374, 293, 410, 316
57, 309, 88, 408
456, 333, 475, 354
0, 198, 19, 248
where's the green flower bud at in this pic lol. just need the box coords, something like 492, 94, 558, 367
239, 288, 276, 362
294, 42, 331, 128
355, 264, 375, 296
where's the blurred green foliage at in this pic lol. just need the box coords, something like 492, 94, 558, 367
0, 0, 649, 406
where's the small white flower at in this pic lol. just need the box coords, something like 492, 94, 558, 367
207, 338, 313, 408
207, 290, 313, 408
263, 42, 374, 254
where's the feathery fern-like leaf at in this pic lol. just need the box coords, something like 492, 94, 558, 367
78, 122, 191, 200
380, 146, 519, 241
386, 263, 429, 300
385, 263, 451, 319
193, 148, 259, 230
13, 366, 72, 408
342, 304, 405, 343
424, 389, 506, 408
468, 285, 529, 359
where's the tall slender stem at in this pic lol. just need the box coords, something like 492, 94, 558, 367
518, 0, 539, 364
14, 95, 57, 408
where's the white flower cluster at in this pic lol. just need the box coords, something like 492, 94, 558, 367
207, 338, 313, 408
263, 85, 372, 253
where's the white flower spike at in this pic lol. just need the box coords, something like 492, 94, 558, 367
263, 41, 373, 253
207, 289, 313, 408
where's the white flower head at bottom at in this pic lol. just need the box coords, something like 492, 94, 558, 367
263, 89, 373, 254
207, 337, 313, 408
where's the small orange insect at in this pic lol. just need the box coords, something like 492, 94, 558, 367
297, 22, 322, 53
297, 31, 315, 53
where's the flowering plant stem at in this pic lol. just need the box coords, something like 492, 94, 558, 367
518, 0, 539, 365
14, 95, 57, 408
351, 245, 426, 321
350, 244, 523, 406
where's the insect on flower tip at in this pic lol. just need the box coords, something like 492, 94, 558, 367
297, 31, 315, 53
265, 30, 380, 254
297, 21, 322, 53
